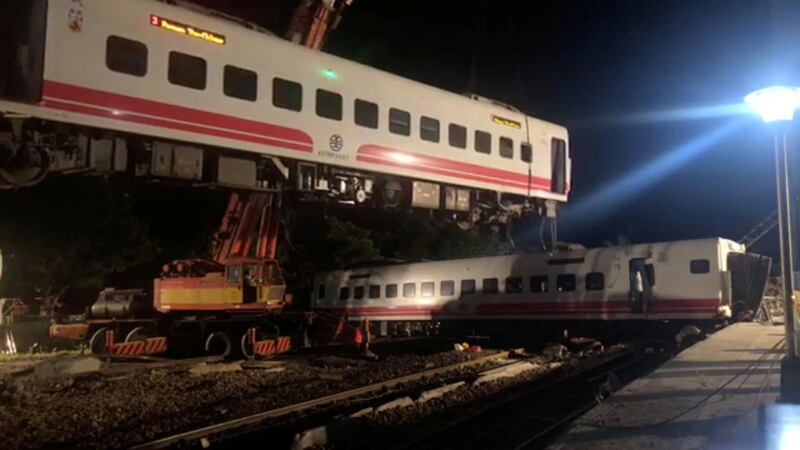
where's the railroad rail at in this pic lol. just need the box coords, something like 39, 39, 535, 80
131, 350, 510, 449
400, 342, 668, 450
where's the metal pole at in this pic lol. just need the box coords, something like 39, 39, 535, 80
776, 132, 797, 359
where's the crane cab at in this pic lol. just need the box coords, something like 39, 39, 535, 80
154, 258, 286, 313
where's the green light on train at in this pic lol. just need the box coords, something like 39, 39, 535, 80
322, 69, 338, 80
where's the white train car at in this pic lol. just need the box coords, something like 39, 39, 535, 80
0, 0, 569, 224
312, 238, 770, 329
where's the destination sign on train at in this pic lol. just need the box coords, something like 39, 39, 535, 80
150, 15, 226, 45
491, 115, 522, 129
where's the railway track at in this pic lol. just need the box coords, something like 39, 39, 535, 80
400, 342, 669, 450
131, 349, 511, 449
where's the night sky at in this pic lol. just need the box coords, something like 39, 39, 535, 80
309, 0, 800, 255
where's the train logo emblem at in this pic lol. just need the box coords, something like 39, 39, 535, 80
68, 1, 84, 32
329, 134, 344, 152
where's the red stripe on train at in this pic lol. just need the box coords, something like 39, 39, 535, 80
357, 145, 552, 191
42, 81, 313, 147
42, 100, 314, 153
39, 81, 562, 194
357, 154, 537, 191
324, 298, 721, 317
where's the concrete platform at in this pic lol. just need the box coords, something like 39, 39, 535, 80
553, 323, 785, 450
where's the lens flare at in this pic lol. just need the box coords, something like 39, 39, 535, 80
562, 119, 745, 228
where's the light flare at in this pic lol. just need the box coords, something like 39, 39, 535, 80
562, 119, 745, 227
388, 152, 417, 165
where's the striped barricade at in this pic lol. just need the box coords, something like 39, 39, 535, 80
253, 336, 291, 357
105, 330, 168, 356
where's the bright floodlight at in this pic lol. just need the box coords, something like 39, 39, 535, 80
744, 86, 800, 123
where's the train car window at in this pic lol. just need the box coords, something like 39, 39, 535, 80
461, 279, 476, 295
441, 280, 455, 296
339, 287, 350, 301
316, 89, 343, 121
317, 284, 326, 300
530, 275, 549, 293
690, 259, 710, 274
386, 284, 398, 298
403, 283, 416, 298
421, 282, 435, 297
355, 99, 379, 129
369, 285, 381, 299
226, 266, 242, 283
475, 130, 492, 154
223, 65, 257, 101
449, 124, 467, 149
420, 116, 440, 143
353, 286, 365, 300
482, 278, 499, 294
499, 137, 514, 159
586, 272, 605, 291
273, 77, 302, 111
551, 138, 568, 194
390, 108, 411, 136
645, 264, 656, 285
505, 276, 523, 293
168, 52, 206, 90
521, 143, 533, 163
556, 274, 576, 292
106, 36, 147, 77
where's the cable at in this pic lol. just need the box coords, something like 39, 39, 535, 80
581, 337, 785, 430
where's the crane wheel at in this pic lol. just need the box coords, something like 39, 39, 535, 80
205, 331, 232, 358
88, 327, 109, 355
124, 326, 152, 343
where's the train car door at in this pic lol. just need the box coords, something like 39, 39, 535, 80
629, 258, 655, 314
243, 264, 258, 304
551, 138, 568, 195
0, 0, 46, 103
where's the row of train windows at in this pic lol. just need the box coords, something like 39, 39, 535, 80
325, 273, 607, 301
105, 36, 543, 162
325, 259, 710, 301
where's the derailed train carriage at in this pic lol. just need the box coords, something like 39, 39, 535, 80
313, 238, 772, 338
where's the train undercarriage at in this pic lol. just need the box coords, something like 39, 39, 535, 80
0, 117, 555, 229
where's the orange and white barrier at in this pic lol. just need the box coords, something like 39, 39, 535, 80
247, 328, 291, 357
105, 330, 167, 356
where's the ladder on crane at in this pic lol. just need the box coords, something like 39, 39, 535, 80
739, 210, 778, 248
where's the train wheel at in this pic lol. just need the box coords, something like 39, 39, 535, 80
124, 326, 152, 343
205, 331, 232, 358
88, 327, 109, 355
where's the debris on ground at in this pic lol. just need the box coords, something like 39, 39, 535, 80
542, 343, 569, 360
